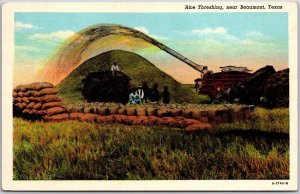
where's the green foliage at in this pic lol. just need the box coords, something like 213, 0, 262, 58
14, 118, 289, 180
215, 107, 289, 134
58, 50, 205, 104
253, 107, 289, 133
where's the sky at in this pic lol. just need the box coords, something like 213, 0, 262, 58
14, 12, 288, 85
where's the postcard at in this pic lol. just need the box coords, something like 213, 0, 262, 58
2, 1, 298, 191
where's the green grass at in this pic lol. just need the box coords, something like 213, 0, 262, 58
58, 50, 206, 104
14, 114, 289, 180
216, 107, 289, 134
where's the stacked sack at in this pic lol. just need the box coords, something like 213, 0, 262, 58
13, 82, 69, 121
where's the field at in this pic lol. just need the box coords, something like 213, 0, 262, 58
13, 107, 289, 180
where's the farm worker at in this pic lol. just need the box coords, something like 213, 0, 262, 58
150, 83, 160, 102
142, 81, 149, 103
194, 81, 199, 93
163, 86, 170, 104
129, 91, 137, 104
111, 62, 119, 76
129, 89, 142, 104
135, 90, 142, 104
137, 87, 144, 103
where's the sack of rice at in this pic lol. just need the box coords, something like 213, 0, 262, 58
170, 109, 182, 117
157, 117, 173, 126
126, 107, 137, 116
185, 123, 212, 133
108, 106, 119, 115
207, 110, 216, 123
36, 88, 58, 97
26, 102, 35, 109
41, 102, 63, 110
78, 113, 98, 122
117, 107, 127, 115
182, 109, 192, 118
45, 107, 66, 116
157, 108, 171, 117
191, 110, 209, 123
44, 113, 69, 121
136, 107, 147, 116
146, 107, 157, 116
96, 107, 109, 116
33, 103, 42, 110
228, 108, 236, 122
41, 95, 61, 103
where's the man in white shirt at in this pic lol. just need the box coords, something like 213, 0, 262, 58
111, 62, 119, 75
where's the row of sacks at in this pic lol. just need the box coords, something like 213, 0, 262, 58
67, 105, 255, 124
43, 113, 213, 133
13, 82, 67, 119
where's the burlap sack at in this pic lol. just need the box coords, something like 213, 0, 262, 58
227, 108, 236, 122
146, 107, 157, 116
191, 110, 209, 123
14, 97, 22, 103
132, 116, 148, 125
33, 103, 42, 110
69, 112, 85, 120
24, 82, 54, 91
185, 123, 212, 133
22, 97, 30, 103
114, 115, 127, 123
170, 109, 182, 117
19, 103, 27, 109
41, 102, 63, 110
18, 92, 24, 97
13, 91, 18, 98
96, 107, 109, 116
24, 90, 31, 97
44, 113, 69, 121
83, 107, 92, 113
45, 107, 66, 116
78, 113, 98, 122
136, 107, 147, 116
35, 88, 58, 97
126, 107, 137, 116
28, 97, 40, 102
108, 106, 119, 115
26, 102, 35, 109
207, 110, 216, 123
22, 109, 30, 114
29, 109, 37, 114
117, 107, 127, 115
157, 117, 174, 126
36, 110, 45, 115
157, 108, 171, 117
147, 116, 159, 125
41, 95, 61, 103
182, 109, 192, 118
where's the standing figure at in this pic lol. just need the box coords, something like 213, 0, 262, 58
162, 86, 170, 104
194, 80, 199, 93
137, 87, 144, 103
141, 81, 149, 103
150, 83, 160, 102
111, 62, 119, 76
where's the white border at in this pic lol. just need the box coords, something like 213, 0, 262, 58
2, 2, 298, 191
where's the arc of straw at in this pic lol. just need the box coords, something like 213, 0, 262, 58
54, 25, 209, 81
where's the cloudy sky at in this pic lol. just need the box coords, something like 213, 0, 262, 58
15, 12, 288, 85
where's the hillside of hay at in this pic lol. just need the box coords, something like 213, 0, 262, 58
58, 49, 205, 103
